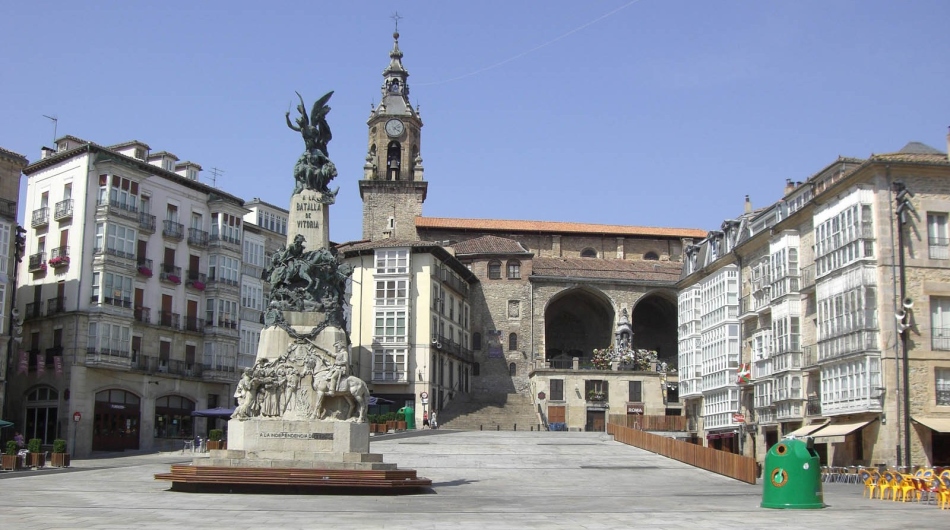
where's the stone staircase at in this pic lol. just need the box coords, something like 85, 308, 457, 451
438, 393, 544, 431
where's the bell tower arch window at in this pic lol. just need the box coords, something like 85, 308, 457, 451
387, 141, 402, 180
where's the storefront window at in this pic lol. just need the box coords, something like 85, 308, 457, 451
154, 395, 195, 438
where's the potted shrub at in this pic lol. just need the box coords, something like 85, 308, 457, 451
207, 429, 225, 450
50, 439, 69, 468
396, 411, 407, 431
27, 438, 45, 468
1, 440, 21, 470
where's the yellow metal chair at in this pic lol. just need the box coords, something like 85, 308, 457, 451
862, 472, 879, 499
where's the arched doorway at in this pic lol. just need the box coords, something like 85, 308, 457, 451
544, 287, 614, 367
631, 292, 678, 367
154, 395, 195, 440
24, 386, 59, 444
93, 389, 141, 452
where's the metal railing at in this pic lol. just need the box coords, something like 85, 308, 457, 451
184, 316, 205, 333
28, 252, 46, 271
54, 199, 73, 220
159, 264, 182, 284
46, 296, 66, 315
187, 228, 209, 247
31, 207, 49, 227
162, 220, 184, 239
158, 311, 180, 330
0, 197, 15, 219
138, 212, 156, 233
186, 270, 207, 290
137, 259, 153, 277
933, 328, 950, 351
134, 306, 150, 324
25, 301, 44, 320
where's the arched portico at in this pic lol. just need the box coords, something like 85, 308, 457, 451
544, 287, 615, 366
630, 290, 678, 367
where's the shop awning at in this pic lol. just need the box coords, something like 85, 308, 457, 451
785, 421, 829, 438
912, 416, 950, 433
811, 419, 872, 443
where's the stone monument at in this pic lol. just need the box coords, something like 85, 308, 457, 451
156, 92, 429, 491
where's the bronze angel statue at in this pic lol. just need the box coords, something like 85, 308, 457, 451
286, 91, 338, 196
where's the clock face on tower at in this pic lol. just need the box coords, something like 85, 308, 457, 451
385, 119, 405, 137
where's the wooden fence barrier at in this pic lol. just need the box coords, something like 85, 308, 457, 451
609, 414, 687, 432
607, 422, 758, 484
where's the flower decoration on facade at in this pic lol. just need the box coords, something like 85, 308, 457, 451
591, 345, 664, 371
138, 265, 153, 277
191, 281, 206, 291
167, 274, 181, 284
49, 255, 70, 267
37, 262, 48, 272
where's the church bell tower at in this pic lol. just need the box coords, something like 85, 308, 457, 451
359, 29, 428, 242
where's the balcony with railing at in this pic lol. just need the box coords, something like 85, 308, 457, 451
137, 258, 153, 278
28, 252, 46, 272
31, 207, 49, 227
209, 233, 241, 250
186, 270, 207, 291
202, 360, 237, 382
158, 311, 180, 330
806, 397, 822, 416
93, 244, 135, 262
46, 296, 66, 316
96, 198, 138, 220
207, 272, 239, 288
24, 301, 43, 320
187, 228, 209, 248
162, 220, 184, 240
433, 267, 470, 297
138, 212, 156, 234
803, 345, 818, 368
930, 237, 950, 260
134, 355, 202, 377
53, 199, 73, 221
430, 334, 474, 363
134, 306, 150, 324
84, 348, 131, 369
0, 197, 15, 219
184, 316, 205, 333
49, 246, 70, 268
159, 264, 182, 285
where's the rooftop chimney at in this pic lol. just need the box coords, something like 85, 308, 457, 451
744, 195, 752, 214
784, 179, 795, 196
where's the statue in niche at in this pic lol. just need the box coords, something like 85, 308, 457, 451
286, 91, 339, 198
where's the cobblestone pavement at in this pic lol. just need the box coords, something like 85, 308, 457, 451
0, 430, 945, 529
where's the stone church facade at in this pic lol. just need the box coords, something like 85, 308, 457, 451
343, 30, 705, 431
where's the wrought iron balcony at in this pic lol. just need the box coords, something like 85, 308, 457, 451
184, 316, 205, 333
96, 198, 138, 220
187, 228, 209, 247
186, 270, 207, 290
31, 207, 49, 227
136, 258, 153, 278
46, 296, 66, 315
162, 220, 184, 240
134, 306, 150, 324
54, 199, 73, 220
25, 301, 43, 320
138, 212, 156, 233
209, 233, 241, 249
28, 252, 46, 272
158, 311, 180, 330
806, 397, 822, 416
159, 263, 182, 284
49, 246, 70, 268
207, 272, 239, 287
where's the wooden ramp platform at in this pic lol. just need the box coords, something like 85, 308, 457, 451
155, 465, 432, 494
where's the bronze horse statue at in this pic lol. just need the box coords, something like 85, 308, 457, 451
312, 374, 370, 423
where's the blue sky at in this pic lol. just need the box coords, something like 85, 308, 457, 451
3, 1, 949, 244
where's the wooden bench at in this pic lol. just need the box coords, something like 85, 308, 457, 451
155, 465, 432, 493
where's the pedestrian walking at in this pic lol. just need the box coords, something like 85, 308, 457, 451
431, 411, 438, 430
422, 411, 430, 428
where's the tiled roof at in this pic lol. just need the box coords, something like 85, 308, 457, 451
336, 238, 441, 253
531, 256, 682, 282
0, 146, 28, 165
416, 216, 707, 238
451, 235, 529, 255
867, 142, 949, 165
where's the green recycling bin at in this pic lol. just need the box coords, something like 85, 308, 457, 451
398, 405, 415, 430
761, 437, 824, 509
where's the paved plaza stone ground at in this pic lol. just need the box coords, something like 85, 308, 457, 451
0, 430, 946, 529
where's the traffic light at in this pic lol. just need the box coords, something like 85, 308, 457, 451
14, 225, 26, 263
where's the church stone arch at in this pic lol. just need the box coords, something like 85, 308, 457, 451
543, 286, 615, 366
630, 290, 678, 367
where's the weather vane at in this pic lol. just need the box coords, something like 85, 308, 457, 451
390, 11, 402, 33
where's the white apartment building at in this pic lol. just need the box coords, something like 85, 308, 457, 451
9, 136, 246, 456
